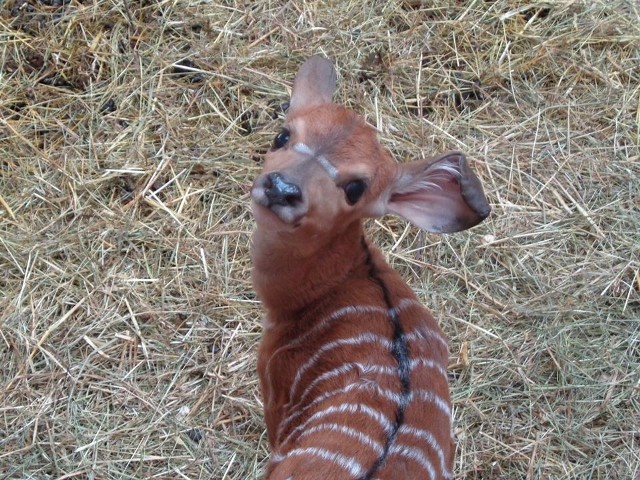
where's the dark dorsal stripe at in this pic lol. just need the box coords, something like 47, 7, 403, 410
359, 237, 412, 480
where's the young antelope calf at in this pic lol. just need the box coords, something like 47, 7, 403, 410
251, 56, 490, 480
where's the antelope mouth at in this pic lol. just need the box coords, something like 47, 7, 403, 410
251, 172, 307, 227
251, 188, 305, 228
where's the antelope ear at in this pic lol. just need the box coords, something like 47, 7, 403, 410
382, 152, 491, 233
288, 56, 337, 114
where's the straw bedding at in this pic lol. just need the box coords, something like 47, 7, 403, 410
1, 1, 638, 478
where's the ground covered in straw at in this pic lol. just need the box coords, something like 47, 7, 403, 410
1, 0, 639, 478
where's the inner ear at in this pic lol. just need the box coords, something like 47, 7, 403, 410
288, 56, 337, 115
384, 152, 491, 233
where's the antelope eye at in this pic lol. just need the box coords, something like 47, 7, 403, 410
344, 179, 367, 205
272, 128, 290, 149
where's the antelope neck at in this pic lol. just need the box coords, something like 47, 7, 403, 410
252, 220, 366, 313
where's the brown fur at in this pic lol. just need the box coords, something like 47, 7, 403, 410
251, 57, 490, 480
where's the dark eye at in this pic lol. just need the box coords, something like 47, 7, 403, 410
272, 128, 290, 149
344, 180, 367, 205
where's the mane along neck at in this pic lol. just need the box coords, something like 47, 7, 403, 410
251, 220, 366, 314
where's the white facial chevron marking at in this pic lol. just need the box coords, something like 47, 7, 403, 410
293, 142, 313, 156
316, 155, 339, 179
292, 142, 339, 180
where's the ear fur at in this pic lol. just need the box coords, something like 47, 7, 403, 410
383, 152, 491, 233
288, 56, 337, 114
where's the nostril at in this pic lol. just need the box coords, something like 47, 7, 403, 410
283, 190, 302, 205
263, 174, 273, 190
264, 172, 302, 207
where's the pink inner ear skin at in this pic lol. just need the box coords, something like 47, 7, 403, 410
386, 152, 491, 234
389, 190, 483, 233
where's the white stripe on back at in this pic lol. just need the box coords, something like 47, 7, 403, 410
405, 328, 449, 355
410, 389, 452, 417
269, 298, 423, 371
279, 402, 394, 450
272, 446, 365, 477
409, 357, 448, 380
266, 297, 453, 477
265, 304, 386, 385
295, 362, 399, 407
297, 422, 385, 456
288, 333, 392, 401
282, 357, 448, 436
398, 424, 450, 479
279, 380, 405, 437
389, 443, 437, 480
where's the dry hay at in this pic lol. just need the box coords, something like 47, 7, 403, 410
1, 0, 639, 478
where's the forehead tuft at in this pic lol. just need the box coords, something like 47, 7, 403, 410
289, 105, 372, 153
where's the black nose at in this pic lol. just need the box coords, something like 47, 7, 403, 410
263, 172, 302, 207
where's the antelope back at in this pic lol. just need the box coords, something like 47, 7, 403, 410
258, 256, 455, 480
251, 56, 490, 480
